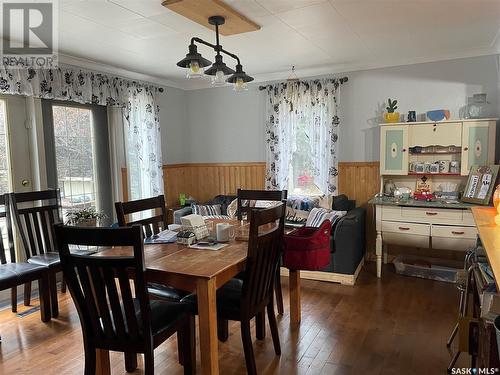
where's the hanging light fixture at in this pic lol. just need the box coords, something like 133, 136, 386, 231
176, 16, 253, 90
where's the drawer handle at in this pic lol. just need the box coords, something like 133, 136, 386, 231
452, 231, 465, 235
425, 212, 438, 216
398, 226, 410, 231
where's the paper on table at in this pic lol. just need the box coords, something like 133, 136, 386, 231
145, 229, 177, 244
189, 243, 228, 251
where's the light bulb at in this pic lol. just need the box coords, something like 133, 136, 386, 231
186, 61, 203, 79
233, 77, 248, 92
212, 70, 226, 86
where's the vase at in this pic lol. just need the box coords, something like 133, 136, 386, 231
384, 112, 400, 123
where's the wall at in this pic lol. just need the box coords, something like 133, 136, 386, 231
160, 55, 500, 164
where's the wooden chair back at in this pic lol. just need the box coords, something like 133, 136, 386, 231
115, 195, 168, 238
241, 202, 285, 318
10, 190, 62, 261
236, 189, 287, 220
53, 224, 153, 352
0, 194, 15, 264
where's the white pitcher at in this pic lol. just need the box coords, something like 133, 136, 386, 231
216, 223, 235, 242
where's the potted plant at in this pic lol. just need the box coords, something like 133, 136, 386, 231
65, 207, 106, 227
384, 98, 400, 123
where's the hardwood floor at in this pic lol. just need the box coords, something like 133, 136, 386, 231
0, 263, 468, 374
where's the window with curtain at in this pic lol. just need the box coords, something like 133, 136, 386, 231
264, 79, 341, 195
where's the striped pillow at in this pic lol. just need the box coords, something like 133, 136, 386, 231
192, 204, 222, 217
306, 208, 347, 227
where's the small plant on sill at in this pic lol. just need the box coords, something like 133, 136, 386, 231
65, 207, 106, 227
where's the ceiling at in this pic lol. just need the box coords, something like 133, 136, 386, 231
50, 0, 500, 89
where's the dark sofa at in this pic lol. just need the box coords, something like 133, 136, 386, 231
173, 194, 366, 276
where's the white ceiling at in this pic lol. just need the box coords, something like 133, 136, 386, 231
49, 0, 500, 89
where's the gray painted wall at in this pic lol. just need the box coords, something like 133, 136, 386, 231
159, 55, 500, 163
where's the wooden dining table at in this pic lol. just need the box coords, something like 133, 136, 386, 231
92, 219, 302, 375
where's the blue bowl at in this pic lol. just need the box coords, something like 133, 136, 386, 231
426, 110, 449, 121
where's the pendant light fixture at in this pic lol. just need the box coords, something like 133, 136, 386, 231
176, 16, 253, 90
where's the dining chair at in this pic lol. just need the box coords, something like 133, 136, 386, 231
115, 195, 189, 302
10, 189, 65, 317
182, 203, 285, 375
236, 188, 288, 321
0, 193, 51, 327
53, 224, 196, 375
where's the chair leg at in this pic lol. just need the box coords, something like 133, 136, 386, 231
83, 344, 96, 375
11, 286, 17, 313
267, 301, 281, 355
61, 276, 67, 293
124, 352, 138, 372
240, 320, 257, 375
275, 271, 284, 315
48, 272, 59, 318
177, 331, 185, 365
144, 349, 155, 375
38, 275, 51, 322
217, 319, 229, 342
181, 315, 196, 375
256, 312, 265, 340
23, 281, 31, 306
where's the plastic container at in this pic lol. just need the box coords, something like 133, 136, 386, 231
393, 255, 462, 283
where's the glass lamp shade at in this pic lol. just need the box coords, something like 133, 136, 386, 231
186, 61, 204, 79
232, 77, 248, 91
212, 70, 227, 86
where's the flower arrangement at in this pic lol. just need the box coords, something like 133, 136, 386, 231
65, 207, 106, 227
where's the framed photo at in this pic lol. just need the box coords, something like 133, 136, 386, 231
461, 165, 500, 205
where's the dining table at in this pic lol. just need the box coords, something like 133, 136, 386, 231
91, 218, 302, 375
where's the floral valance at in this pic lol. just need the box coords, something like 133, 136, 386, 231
0, 65, 161, 107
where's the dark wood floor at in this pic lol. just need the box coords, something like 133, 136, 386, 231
0, 263, 468, 374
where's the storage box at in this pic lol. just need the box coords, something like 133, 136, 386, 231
393, 255, 462, 283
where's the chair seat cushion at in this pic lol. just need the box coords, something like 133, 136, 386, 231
0, 262, 46, 289
28, 252, 60, 268
133, 299, 187, 336
181, 278, 243, 319
147, 283, 189, 301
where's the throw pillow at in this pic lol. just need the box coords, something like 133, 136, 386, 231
306, 207, 347, 227
226, 199, 238, 219
192, 204, 222, 217
254, 200, 282, 208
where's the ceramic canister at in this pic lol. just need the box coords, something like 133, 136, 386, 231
438, 160, 450, 173
450, 161, 460, 174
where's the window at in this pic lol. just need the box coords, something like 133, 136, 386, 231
52, 105, 97, 216
287, 118, 323, 196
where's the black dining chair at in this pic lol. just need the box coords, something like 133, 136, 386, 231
10, 189, 65, 317
53, 224, 196, 375
182, 203, 285, 375
0, 193, 51, 329
115, 195, 189, 302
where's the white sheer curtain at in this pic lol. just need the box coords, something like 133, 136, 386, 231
264, 79, 341, 194
123, 87, 163, 200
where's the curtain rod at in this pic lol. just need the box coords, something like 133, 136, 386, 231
258, 76, 348, 91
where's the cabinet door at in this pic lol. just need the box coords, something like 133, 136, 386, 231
461, 121, 496, 175
409, 122, 462, 147
380, 125, 408, 175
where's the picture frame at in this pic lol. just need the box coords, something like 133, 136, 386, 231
461, 165, 500, 205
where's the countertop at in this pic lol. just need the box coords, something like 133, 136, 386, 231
369, 196, 479, 210
471, 207, 500, 289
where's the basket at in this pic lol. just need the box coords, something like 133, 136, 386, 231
283, 220, 331, 271
181, 223, 209, 241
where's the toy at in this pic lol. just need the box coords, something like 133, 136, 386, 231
413, 191, 435, 202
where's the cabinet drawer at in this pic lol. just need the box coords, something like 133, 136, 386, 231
432, 237, 476, 252
381, 206, 402, 220
463, 210, 475, 226
401, 207, 463, 223
382, 221, 430, 236
409, 122, 462, 147
431, 225, 477, 239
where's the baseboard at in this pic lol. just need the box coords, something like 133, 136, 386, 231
280, 258, 365, 286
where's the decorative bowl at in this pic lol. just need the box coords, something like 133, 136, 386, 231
426, 110, 450, 121
384, 112, 400, 123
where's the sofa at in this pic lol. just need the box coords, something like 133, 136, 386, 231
173, 194, 366, 276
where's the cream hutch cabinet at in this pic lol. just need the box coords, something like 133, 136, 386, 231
372, 119, 497, 278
